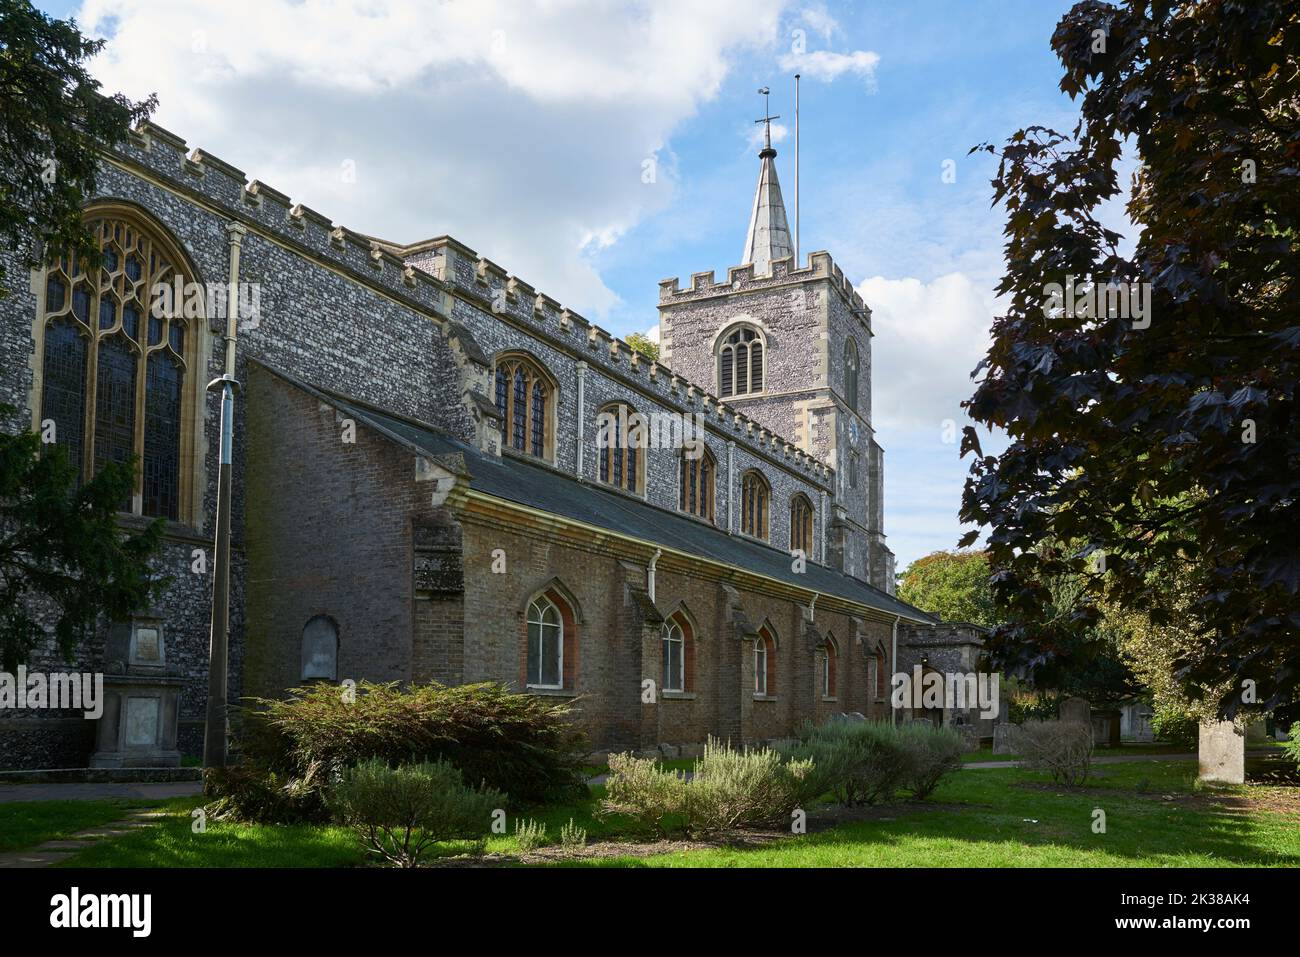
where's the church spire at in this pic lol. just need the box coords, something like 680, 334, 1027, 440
742, 87, 793, 276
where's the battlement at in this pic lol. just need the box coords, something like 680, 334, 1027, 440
114, 121, 453, 324
658, 250, 866, 315
105, 122, 834, 490
389, 235, 836, 489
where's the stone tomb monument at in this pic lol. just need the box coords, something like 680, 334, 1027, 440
90, 616, 184, 768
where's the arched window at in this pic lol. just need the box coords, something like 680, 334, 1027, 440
741, 470, 770, 540
527, 596, 564, 689
821, 638, 838, 698
754, 625, 777, 696
301, 615, 339, 681
849, 451, 860, 489
844, 338, 859, 411
596, 402, 643, 493
790, 493, 814, 555
875, 651, 887, 699
717, 324, 764, 398
679, 446, 716, 521
494, 354, 553, 459
666, 613, 705, 699
37, 211, 200, 521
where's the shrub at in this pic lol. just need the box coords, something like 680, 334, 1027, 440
895, 722, 964, 799
600, 753, 687, 836
786, 720, 910, 806
1018, 720, 1094, 785
685, 738, 818, 833
208, 681, 588, 822
559, 818, 586, 851
513, 818, 548, 852
1151, 705, 1199, 749
601, 738, 817, 836
203, 761, 332, 825
327, 758, 503, 868
1284, 725, 1300, 769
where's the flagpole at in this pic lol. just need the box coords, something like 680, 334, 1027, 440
203, 220, 246, 769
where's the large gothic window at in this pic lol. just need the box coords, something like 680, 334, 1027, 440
37, 212, 197, 521
717, 324, 764, 398
790, 493, 814, 555
844, 338, 859, 411
741, 470, 770, 540
679, 446, 715, 522
494, 354, 553, 460
597, 402, 643, 493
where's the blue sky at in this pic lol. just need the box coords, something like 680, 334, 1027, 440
42, 0, 1092, 572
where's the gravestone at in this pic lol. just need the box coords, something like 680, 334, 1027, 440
1198, 720, 1245, 784
1060, 697, 1091, 725
993, 723, 1020, 754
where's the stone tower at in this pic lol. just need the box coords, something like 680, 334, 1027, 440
657, 123, 895, 593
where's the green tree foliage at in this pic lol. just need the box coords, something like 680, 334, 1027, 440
897, 550, 997, 627
624, 331, 660, 362
959, 0, 1299, 717
0, 416, 163, 670
0, 0, 155, 294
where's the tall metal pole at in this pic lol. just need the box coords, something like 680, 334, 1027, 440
203, 220, 247, 769
794, 73, 801, 264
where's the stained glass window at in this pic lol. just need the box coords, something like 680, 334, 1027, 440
144, 353, 183, 520
492, 356, 551, 461
37, 212, 193, 522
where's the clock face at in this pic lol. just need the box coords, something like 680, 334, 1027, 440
848, 419, 859, 446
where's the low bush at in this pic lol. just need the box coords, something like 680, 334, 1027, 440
786, 720, 910, 806
1283, 724, 1300, 769
895, 722, 965, 799
601, 738, 817, 836
208, 680, 588, 822
685, 738, 817, 833
327, 758, 503, 868
513, 818, 549, 852
600, 752, 687, 836
1151, 705, 1199, 749
1018, 720, 1094, 785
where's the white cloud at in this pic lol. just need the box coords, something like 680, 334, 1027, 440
779, 49, 880, 85
798, 3, 839, 42
77, 0, 790, 316
644, 324, 661, 344
858, 272, 995, 434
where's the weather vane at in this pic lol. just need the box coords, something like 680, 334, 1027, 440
755, 86, 780, 151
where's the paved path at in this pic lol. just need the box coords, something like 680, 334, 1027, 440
0, 809, 171, 869
0, 781, 203, 804
964, 749, 1281, 770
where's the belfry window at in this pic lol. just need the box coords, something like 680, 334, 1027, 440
844, 338, 859, 411
717, 324, 764, 398
37, 212, 197, 521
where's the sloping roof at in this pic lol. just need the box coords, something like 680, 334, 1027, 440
259, 362, 933, 624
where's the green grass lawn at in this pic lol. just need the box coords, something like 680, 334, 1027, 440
0, 799, 153, 852
27, 756, 1300, 868
960, 742, 1196, 763
561, 761, 1300, 868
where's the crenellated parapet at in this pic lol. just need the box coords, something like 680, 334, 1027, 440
105, 121, 833, 491
658, 250, 868, 318
383, 235, 836, 490
112, 121, 454, 328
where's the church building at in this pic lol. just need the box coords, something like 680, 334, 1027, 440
1, 114, 983, 769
